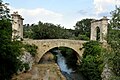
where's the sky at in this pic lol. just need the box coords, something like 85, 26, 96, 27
4, 0, 120, 29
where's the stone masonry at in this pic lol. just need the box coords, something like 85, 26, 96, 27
24, 39, 86, 63
11, 12, 24, 40
90, 16, 108, 42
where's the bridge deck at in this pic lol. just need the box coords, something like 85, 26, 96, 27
24, 39, 87, 43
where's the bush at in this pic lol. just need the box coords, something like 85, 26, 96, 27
79, 41, 104, 80
77, 34, 89, 40
0, 19, 24, 80
24, 63, 30, 72
24, 44, 38, 57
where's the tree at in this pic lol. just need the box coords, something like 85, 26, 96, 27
110, 6, 120, 29
0, 0, 11, 45
79, 41, 104, 80
0, 0, 10, 19
0, 1, 23, 79
74, 19, 93, 39
107, 29, 120, 79
23, 24, 33, 38
30, 21, 74, 39
107, 6, 120, 79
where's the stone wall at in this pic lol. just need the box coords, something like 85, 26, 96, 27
12, 12, 24, 40
90, 16, 108, 42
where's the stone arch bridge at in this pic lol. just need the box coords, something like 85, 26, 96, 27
24, 39, 87, 62
12, 13, 108, 63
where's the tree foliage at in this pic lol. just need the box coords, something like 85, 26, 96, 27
0, 0, 10, 19
23, 19, 93, 40
0, 19, 24, 79
24, 21, 75, 39
80, 41, 104, 80
106, 6, 120, 79
110, 6, 120, 29
24, 44, 38, 57
0, 1, 22, 78
107, 29, 120, 79
74, 19, 93, 39
0, 1, 27, 79
0, 41, 23, 79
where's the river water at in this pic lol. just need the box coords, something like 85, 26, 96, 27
56, 51, 72, 74
54, 50, 86, 80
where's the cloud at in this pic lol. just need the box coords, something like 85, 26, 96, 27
93, 0, 120, 16
78, 10, 87, 15
9, 6, 78, 29
9, 6, 63, 25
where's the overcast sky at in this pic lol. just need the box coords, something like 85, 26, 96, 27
4, 0, 120, 29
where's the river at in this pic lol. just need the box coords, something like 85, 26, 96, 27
54, 50, 86, 80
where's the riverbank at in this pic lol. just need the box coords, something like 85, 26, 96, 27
12, 63, 66, 80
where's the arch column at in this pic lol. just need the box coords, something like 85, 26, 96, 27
90, 22, 97, 41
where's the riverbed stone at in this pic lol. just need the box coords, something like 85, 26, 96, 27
101, 64, 113, 80
12, 63, 66, 80
39, 52, 55, 64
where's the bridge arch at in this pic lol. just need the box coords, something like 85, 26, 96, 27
24, 39, 86, 63
39, 46, 81, 64
39, 46, 81, 62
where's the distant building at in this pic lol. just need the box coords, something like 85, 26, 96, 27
11, 12, 24, 40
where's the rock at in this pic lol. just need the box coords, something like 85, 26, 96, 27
39, 52, 55, 63
12, 63, 66, 80
21, 51, 34, 70
101, 64, 113, 80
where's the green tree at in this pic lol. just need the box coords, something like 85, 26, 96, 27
23, 24, 33, 38
110, 6, 120, 29
0, 0, 10, 19
30, 21, 74, 39
107, 29, 120, 79
75, 34, 89, 40
0, 19, 24, 79
74, 19, 93, 39
0, 1, 23, 79
106, 6, 120, 79
80, 41, 104, 80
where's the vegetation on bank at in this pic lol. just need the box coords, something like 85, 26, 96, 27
0, 20, 37, 80
79, 6, 120, 80
79, 41, 104, 80
24, 44, 38, 57
107, 6, 120, 79
0, 1, 37, 79
0, 19, 37, 80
